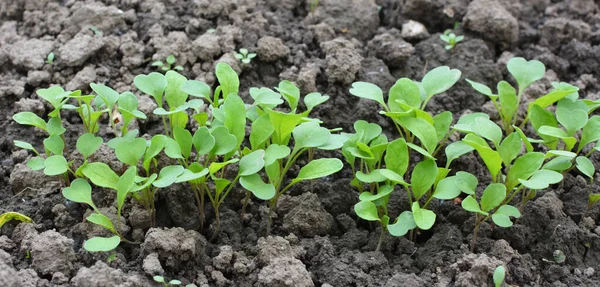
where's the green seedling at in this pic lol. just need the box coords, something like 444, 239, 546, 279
440, 29, 464, 50
0, 211, 33, 229
493, 265, 506, 287
152, 55, 184, 72
309, 0, 319, 17
235, 48, 257, 64
153, 275, 181, 286
89, 26, 103, 36
46, 52, 55, 65
542, 250, 566, 264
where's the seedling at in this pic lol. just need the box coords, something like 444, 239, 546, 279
152, 55, 184, 72
235, 48, 256, 64
153, 275, 181, 287
89, 26, 103, 36
440, 29, 464, 50
543, 250, 566, 264
0, 211, 33, 228
493, 266, 505, 287
309, 0, 319, 17
576, 156, 600, 218
46, 52, 55, 66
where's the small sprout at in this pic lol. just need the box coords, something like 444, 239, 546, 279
0, 212, 33, 229
153, 275, 182, 287
235, 48, 257, 64
107, 253, 117, 264
493, 266, 505, 287
207, 28, 216, 33
25, 250, 31, 259
553, 250, 566, 263
46, 52, 55, 65
152, 54, 184, 72
440, 29, 464, 50
89, 26, 103, 36
309, 0, 320, 17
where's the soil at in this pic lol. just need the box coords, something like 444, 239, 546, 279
1, 0, 600, 286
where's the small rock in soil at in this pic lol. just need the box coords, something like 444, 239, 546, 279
192, 32, 222, 61
143, 252, 164, 276
296, 62, 321, 93
540, 18, 591, 53
257, 257, 314, 287
26, 70, 50, 87
0, 235, 15, 251
386, 272, 429, 287
211, 270, 230, 287
0, 249, 40, 287
367, 28, 415, 68
320, 38, 362, 85
309, 23, 336, 45
141, 227, 208, 269
312, 0, 379, 41
22, 230, 76, 276
449, 253, 504, 287
3, 38, 54, 70
401, 20, 430, 41
67, 2, 126, 33
14, 98, 45, 115
71, 261, 152, 287
66, 65, 97, 91
9, 162, 61, 196
464, 0, 519, 48
281, 192, 334, 237
58, 34, 105, 67
257, 36, 290, 62
257, 236, 300, 266
358, 58, 396, 92
213, 245, 234, 271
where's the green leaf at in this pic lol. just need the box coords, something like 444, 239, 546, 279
359, 185, 394, 202
293, 158, 343, 183
14, 140, 37, 153
576, 156, 595, 179
304, 92, 329, 111
293, 122, 331, 151
164, 137, 183, 159
115, 138, 147, 166
46, 117, 66, 135
208, 158, 239, 175
480, 183, 506, 212
506, 152, 545, 190
118, 92, 139, 112
410, 159, 438, 200
444, 141, 474, 167
0, 212, 33, 229
181, 80, 211, 99
249, 87, 283, 107
433, 172, 477, 199
153, 165, 185, 188
385, 138, 409, 176
26, 157, 45, 170
530, 83, 578, 109
589, 194, 600, 206
455, 171, 478, 195
173, 127, 193, 159
240, 174, 276, 200
62, 179, 96, 209
175, 167, 208, 183
379, 169, 409, 186
493, 266, 506, 287
466, 79, 496, 99
492, 205, 521, 227
579, 116, 600, 152
518, 169, 563, 189
134, 73, 167, 107
86, 213, 116, 234
398, 117, 438, 154
264, 144, 291, 166
461, 195, 485, 215
250, 114, 274, 150
507, 57, 545, 93
433, 111, 452, 141
223, 94, 246, 148
387, 211, 416, 236
267, 109, 304, 145
192, 127, 215, 155
43, 155, 68, 176
76, 133, 103, 159
497, 81, 517, 128
82, 162, 120, 189
239, 150, 265, 176
43, 134, 64, 155
389, 78, 421, 110
216, 62, 240, 100
83, 236, 121, 252
513, 125, 534, 153
356, 170, 386, 183
556, 98, 588, 136
14, 112, 47, 131
210, 126, 237, 155
37, 86, 69, 109
497, 132, 521, 166
354, 201, 380, 221
143, 135, 166, 170
454, 113, 502, 146
90, 83, 119, 109
275, 81, 300, 111
354, 120, 383, 144
117, 167, 137, 216
543, 156, 573, 172
421, 66, 461, 101
349, 82, 385, 107
319, 134, 349, 150
411, 202, 436, 230
165, 70, 188, 109
462, 134, 502, 181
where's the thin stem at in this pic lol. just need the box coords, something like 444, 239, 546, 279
376, 225, 386, 252
434, 129, 455, 158
191, 184, 205, 232
471, 217, 480, 253
241, 191, 251, 219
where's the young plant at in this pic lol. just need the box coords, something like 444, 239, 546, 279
0, 211, 33, 229
240, 80, 344, 234
153, 275, 181, 287
576, 156, 600, 218
309, 0, 319, 18
152, 55, 184, 72
440, 29, 464, 50
493, 266, 506, 287
46, 52, 55, 66
235, 48, 257, 64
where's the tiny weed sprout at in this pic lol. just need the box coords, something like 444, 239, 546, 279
153, 275, 182, 287
152, 54, 184, 72
0, 211, 33, 229
89, 26, 103, 36
440, 29, 464, 50
46, 52, 55, 65
493, 266, 506, 287
235, 48, 257, 64
309, 0, 320, 17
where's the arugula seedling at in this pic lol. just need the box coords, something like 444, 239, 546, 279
152, 55, 184, 72
46, 52, 55, 66
467, 57, 546, 133
440, 29, 464, 50
235, 48, 257, 64
153, 275, 182, 286
493, 266, 506, 287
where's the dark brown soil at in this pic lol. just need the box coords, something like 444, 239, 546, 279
1, 0, 600, 286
